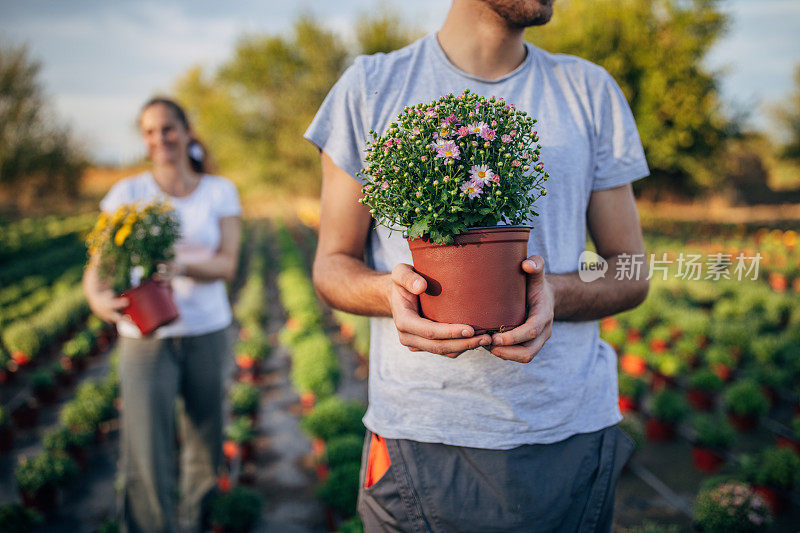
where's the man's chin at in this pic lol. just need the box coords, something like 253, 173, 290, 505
485, 0, 555, 29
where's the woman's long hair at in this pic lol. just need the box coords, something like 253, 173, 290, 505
139, 97, 211, 174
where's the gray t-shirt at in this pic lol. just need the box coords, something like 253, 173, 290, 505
304, 33, 649, 449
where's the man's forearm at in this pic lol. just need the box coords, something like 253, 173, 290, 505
549, 254, 649, 321
312, 253, 393, 317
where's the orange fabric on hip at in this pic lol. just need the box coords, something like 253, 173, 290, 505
364, 433, 391, 489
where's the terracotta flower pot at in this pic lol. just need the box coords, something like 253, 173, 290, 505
691, 446, 724, 473
728, 413, 758, 433
687, 388, 715, 411
775, 435, 800, 455
755, 485, 788, 515
645, 418, 675, 442
618, 395, 637, 414
408, 226, 531, 333
122, 279, 179, 336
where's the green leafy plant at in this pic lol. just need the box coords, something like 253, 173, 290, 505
688, 369, 723, 392
693, 482, 771, 533
42, 427, 92, 453
14, 452, 78, 493
225, 417, 255, 444
723, 380, 769, 418
359, 90, 548, 244
301, 397, 366, 442
650, 389, 689, 424
230, 383, 260, 416
324, 434, 363, 470
692, 414, 735, 449
317, 462, 360, 516
618, 374, 646, 399
0, 502, 42, 532
209, 486, 262, 532
750, 447, 800, 491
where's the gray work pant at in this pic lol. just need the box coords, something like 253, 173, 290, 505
118, 328, 229, 533
358, 426, 634, 533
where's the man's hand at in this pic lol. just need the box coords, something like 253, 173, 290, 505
489, 255, 554, 363
390, 263, 492, 358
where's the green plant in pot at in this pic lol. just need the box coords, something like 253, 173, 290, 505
209, 486, 262, 533
693, 482, 771, 532
691, 414, 735, 474
646, 389, 688, 442
14, 452, 78, 512
359, 89, 548, 333
686, 368, 723, 411
723, 379, 768, 432
230, 383, 260, 418
742, 446, 800, 515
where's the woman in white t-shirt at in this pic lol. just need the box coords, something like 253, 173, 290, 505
82, 97, 242, 532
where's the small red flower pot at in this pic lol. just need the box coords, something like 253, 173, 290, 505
122, 279, 179, 336
687, 388, 715, 411
728, 413, 758, 433
0, 426, 14, 454
316, 462, 330, 482
649, 373, 674, 392
775, 435, 800, 455
691, 446, 724, 473
711, 363, 731, 382
618, 395, 637, 414
646, 418, 675, 442
620, 354, 647, 377
755, 485, 788, 515
20, 485, 58, 514
300, 392, 316, 409
312, 438, 326, 457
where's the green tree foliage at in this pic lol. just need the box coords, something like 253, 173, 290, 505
175, 12, 417, 195
527, 0, 733, 194
356, 5, 420, 55
772, 65, 800, 162
0, 45, 85, 201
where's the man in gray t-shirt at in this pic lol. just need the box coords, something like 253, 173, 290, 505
306, 1, 650, 530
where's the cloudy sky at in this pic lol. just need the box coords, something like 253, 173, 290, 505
1, 0, 798, 164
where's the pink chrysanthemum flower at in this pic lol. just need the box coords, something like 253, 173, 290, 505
467, 121, 488, 135
456, 126, 470, 138
445, 114, 458, 124
469, 165, 496, 186
380, 182, 389, 190
512, 159, 522, 167
435, 140, 461, 160
460, 179, 483, 199
415, 191, 422, 198
501, 134, 512, 143
479, 127, 496, 141
410, 126, 420, 136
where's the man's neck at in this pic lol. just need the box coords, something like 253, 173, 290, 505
437, 0, 527, 81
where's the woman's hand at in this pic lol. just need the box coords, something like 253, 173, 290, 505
87, 288, 129, 324
154, 261, 184, 282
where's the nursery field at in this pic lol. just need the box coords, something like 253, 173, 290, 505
0, 209, 799, 532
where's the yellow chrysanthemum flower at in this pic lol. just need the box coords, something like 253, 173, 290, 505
114, 224, 132, 246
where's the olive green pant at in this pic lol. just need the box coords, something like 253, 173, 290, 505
118, 328, 229, 533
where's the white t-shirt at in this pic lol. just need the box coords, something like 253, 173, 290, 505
100, 172, 242, 338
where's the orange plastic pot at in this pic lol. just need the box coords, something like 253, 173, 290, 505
408, 226, 531, 334
122, 279, 179, 336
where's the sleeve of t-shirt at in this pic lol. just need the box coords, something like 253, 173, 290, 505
212, 178, 242, 218
99, 180, 131, 214
303, 60, 368, 184
591, 69, 650, 191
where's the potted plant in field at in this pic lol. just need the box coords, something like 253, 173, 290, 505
723, 380, 769, 432
359, 89, 548, 332
617, 373, 646, 414
686, 368, 723, 411
646, 389, 688, 442
210, 486, 262, 533
691, 414, 735, 474
0, 407, 13, 454
223, 417, 256, 463
230, 383, 260, 422
744, 446, 800, 515
43, 427, 93, 470
14, 452, 78, 513
234, 333, 271, 383
0, 502, 42, 531
693, 482, 771, 532
31, 369, 58, 404
85, 201, 180, 335
704, 344, 736, 382
775, 415, 800, 454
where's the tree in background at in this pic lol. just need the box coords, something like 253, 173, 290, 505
0, 45, 86, 206
772, 65, 800, 163
527, 0, 734, 196
176, 11, 416, 196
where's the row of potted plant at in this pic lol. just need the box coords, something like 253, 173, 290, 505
0, 212, 94, 264
0, 265, 83, 330
0, 236, 87, 289
276, 226, 338, 406
1, 284, 90, 368
275, 227, 366, 531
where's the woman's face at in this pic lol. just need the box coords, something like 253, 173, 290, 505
140, 103, 191, 167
